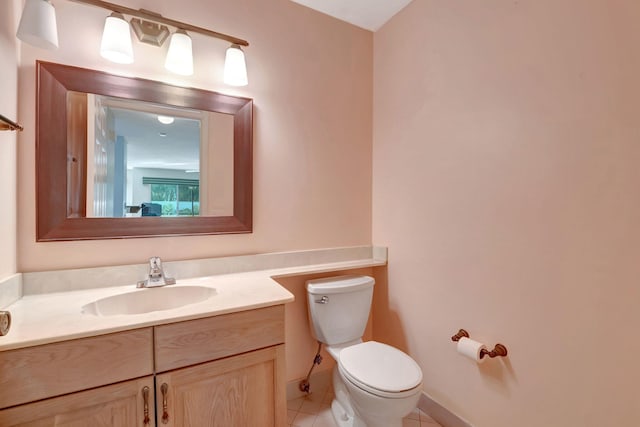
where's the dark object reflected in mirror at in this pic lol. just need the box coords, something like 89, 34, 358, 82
141, 203, 162, 217
36, 61, 253, 241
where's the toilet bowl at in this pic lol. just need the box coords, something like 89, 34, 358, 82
332, 341, 422, 427
306, 275, 423, 427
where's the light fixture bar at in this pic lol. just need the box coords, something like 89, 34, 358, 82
67, 0, 249, 47
0, 114, 23, 132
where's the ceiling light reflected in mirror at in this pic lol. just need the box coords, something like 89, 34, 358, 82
157, 115, 175, 125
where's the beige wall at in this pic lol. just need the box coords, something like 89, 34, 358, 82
372, 1, 640, 426
0, 0, 20, 279
16, 0, 373, 271
16, 0, 640, 422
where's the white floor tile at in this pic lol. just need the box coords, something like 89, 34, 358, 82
304, 391, 328, 404
312, 409, 337, 427
406, 407, 421, 420
299, 399, 328, 415
288, 390, 443, 427
288, 409, 298, 424
288, 396, 306, 411
420, 410, 441, 425
292, 411, 317, 427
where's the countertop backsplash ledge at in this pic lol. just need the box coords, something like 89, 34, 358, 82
22, 245, 387, 295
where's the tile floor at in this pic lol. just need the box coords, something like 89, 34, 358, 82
287, 382, 442, 427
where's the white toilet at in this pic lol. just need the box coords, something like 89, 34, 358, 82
306, 275, 423, 427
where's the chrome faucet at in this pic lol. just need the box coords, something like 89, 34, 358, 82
137, 256, 176, 288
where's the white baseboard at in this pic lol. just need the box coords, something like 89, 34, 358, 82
418, 391, 473, 427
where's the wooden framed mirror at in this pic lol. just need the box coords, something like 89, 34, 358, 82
36, 61, 252, 241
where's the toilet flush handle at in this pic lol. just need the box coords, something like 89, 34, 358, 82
315, 296, 329, 304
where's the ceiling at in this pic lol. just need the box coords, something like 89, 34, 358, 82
290, 0, 413, 31
109, 106, 201, 172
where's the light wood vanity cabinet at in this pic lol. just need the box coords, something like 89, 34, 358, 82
0, 305, 286, 427
0, 376, 155, 426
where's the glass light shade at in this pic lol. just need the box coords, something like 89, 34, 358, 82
16, 0, 58, 50
100, 12, 134, 64
224, 44, 248, 86
165, 30, 193, 76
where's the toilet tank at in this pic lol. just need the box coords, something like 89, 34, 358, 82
306, 275, 375, 346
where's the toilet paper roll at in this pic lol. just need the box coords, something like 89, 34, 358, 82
457, 337, 487, 363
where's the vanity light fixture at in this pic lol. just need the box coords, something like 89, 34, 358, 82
130, 18, 170, 47
224, 44, 248, 87
99, 12, 134, 64
16, 0, 59, 50
16, 0, 250, 85
165, 30, 194, 76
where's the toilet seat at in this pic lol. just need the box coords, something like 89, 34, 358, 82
338, 341, 422, 399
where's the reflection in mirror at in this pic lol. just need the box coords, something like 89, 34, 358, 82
37, 61, 253, 241
71, 93, 234, 218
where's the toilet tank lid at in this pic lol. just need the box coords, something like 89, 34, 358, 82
306, 275, 374, 295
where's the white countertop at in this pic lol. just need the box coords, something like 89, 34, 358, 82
1, 256, 386, 351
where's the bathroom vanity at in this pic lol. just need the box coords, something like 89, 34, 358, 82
0, 305, 285, 426
0, 247, 387, 426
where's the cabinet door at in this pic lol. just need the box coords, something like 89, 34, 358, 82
156, 345, 285, 427
0, 376, 155, 427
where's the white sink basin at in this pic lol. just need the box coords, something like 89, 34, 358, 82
81, 285, 216, 316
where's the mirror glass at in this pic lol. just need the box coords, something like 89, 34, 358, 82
37, 61, 253, 241
75, 93, 234, 218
